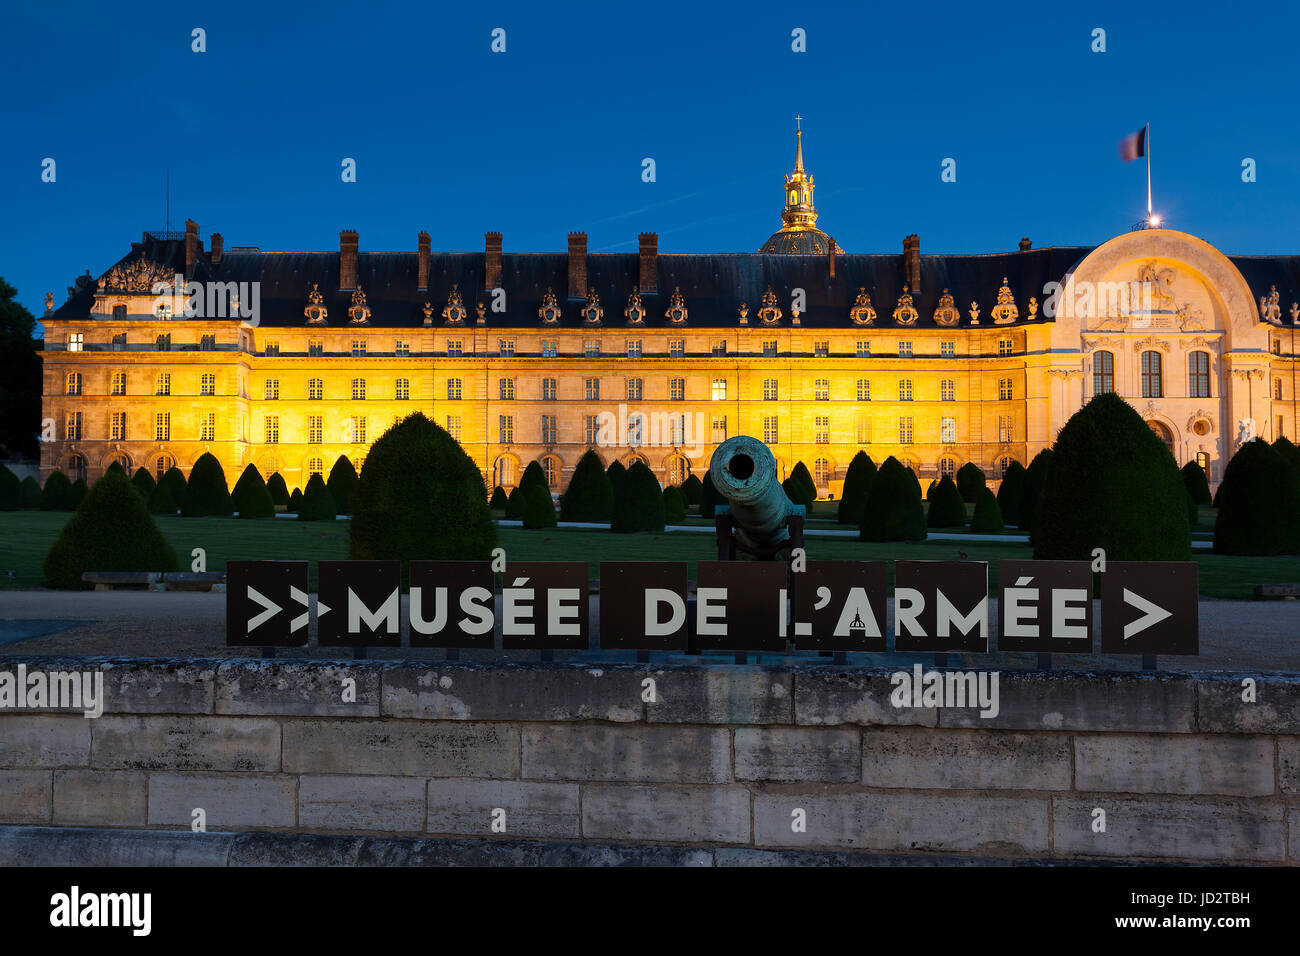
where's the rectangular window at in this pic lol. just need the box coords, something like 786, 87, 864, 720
941, 379, 955, 401
712, 340, 727, 357
763, 378, 778, 401
627, 414, 644, 446
61, 411, 81, 441
669, 340, 685, 357
112, 371, 127, 396
265, 341, 280, 357
447, 378, 462, 400
1093, 351, 1114, 395
814, 378, 829, 401
445, 416, 462, 442
200, 413, 215, 442
66, 372, 81, 395
626, 340, 642, 358
814, 416, 830, 445
264, 415, 279, 444
584, 340, 600, 358
309, 416, 323, 444
499, 378, 515, 401
669, 415, 686, 445
814, 341, 829, 358
111, 333, 126, 350
898, 341, 912, 358
712, 378, 727, 401
541, 340, 557, 358
856, 340, 870, 358
670, 377, 685, 401
110, 411, 126, 441
264, 379, 280, 401
712, 416, 727, 443
447, 340, 463, 357
899, 379, 913, 401
200, 334, 216, 351
584, 415, 599, 445
1274, 378, 1283, 401
857, 379, 870, 402
352, 378, 366, 401
899, 416, 914, 444
627, 377, 643, 400
351, 340, 366, 356
156, 333, 171, 351
941, 416, 956, 444
155, 412, 170, 442
1189, 352, 1212, 399
395, 340, 410, 356
998, 338, 1013, 357
542, 414, 557, 444
499, 339, 515, 357
763, 416, 778, 445
200, 373, 215, 396
308, 340, 323, 357
999, 415, 1012, 443
156, 373, 171, 396
856, 415, 871, 445
1141, 351, 1163, 398
941, 341, 955, 358
395, 378, 410, 401
999, 377, 1014, 401
585, 377, 600, 401
763, 341, 777, 358
542, 378, 558, 401
352, 416, 367, 444
308, 378, 323, 401
498, 415, 513, 444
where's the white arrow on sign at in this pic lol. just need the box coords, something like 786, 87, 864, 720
1122, 588, 1172, 640
246, 585, 311, 635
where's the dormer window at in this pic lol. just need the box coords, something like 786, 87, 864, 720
156, 302, 172, 320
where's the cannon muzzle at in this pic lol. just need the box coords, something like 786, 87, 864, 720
708, 436, 799, 554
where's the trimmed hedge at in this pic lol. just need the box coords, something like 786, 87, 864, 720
520, 460, 548, 497
298, 473, 337, 521
40, 470, 74, 511
160, 466, 187, 506
1181, 460, 1212, 507
1033, 393, 1190, 560
130, 467, 157, 501
489, 485, 508, 511
970, 487, 1004, 532
0, 466, 20, 511
288, 487, 304, 513
232, 464, 275, 519
700, 471, 720, 519
559, 450, 614, 522
1020, 449, 1053, 532
505, 487, 525, 520
860, 456, 926, 542
69, 478, 88, 509
182, 453, 233, 517
327, 456, 359, 516
1213, 439, 1300, 555
266, 472, 290, 507
926, 475, 967, 528
662, 485, 687, 524
43, 468, 178, 589
147, 479, 178, 515
836, 451, 876, 525
926, 479, 938, 501
782, 461, 817, 507
522, 483, 557, 529
20, 476, 41, 509
996, 460, 1026, 527
1273, 436, 1300, 478
904, 466, 922, 502
612, 461, 665, 533
606, 460, 628, 499
679, 474, 703, 506
956, 462, 986, 503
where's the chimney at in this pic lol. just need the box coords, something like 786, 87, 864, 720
185, 219, 200, 275
417, 231, 430, 291
1019, 237, 1032, 251
339, 230, 358, 290
638, 232, 658, 294
484, 232, 502, 290
902, 234, 921, 292
210, 232, 224, 265
828, 237, 838, 278
567, 232, 587, 299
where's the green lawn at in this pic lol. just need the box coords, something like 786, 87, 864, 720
2, 510, 1295, 598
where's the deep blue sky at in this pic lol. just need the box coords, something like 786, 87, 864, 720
3, 0, 1298, 325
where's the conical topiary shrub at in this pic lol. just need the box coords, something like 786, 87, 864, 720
679, 474, 703, 506
266, 472, 290, 508
1020, 448, 1053, 532
522, 482, 557, 530
956, 462, 986, 503
298, 473, 337, 521
1181, 460, 1212, 507
20, 475, 41, 509
105, 461, 128, 479
1034, 393, 1189, 560
231, 463, 260, 511
519, 460, 548, 497
288, 487, 303, 513
68, 478, 88, 509
40, 470, 74, 510
782, 461, 817, 508
504, 486, 525, 520
182, 453, 233, 517
147, 478, 178, 515
996, 460, 1026, 527
1213, 439, 1300, 555
130, 467, 157, 501
662, 485, 687, 524
837, 451, 876, 525
348, 413, 497, 562
970, 487, 1004, 532
233, 464, 275, 519
161, 466, 187, 506
904, 466, 922, 502
700, 471, 720, 519
327, 455, 359, 515
559, 449, 614, 523
926, 479, 938, 501
489, 485, 509, 511
43, 468, 178, 589
612, 461, 666, 533
860, 456, 926, 542
926, 475, 967, 528
0, 466, 21, 511
606, 460, 628, 500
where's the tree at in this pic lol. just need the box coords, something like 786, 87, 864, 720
266, 472, 290, 507
662, 485, 687, 524
182, 453, 233, 517
1213, 439, 1300, 555
327, 456, 359, 515
504, 486, 525, 520
612, 461, 666, 532
147, 479, 178, 515
233, 465, 275, 519
782, 461, 817, 508
69, 478, 88, 509
606, 460, 628, 499
700, 471, 720, 519
161, 466, 187, 505
105, 461, 127, 479
130, 467, 157, 501
0, 277, 41, 460
19, 476, 41, 509
926, 479, 938, 501
679, 474, 703, 506
970, 487, 1004, 532
0, 465, 22, 510
519, 460, 548, 498
231, 464, 262, 512
903, 466, 922, 502
489, 485, 508, 510
40, 470, 74, 510
1034, 393, 1190, 560
559, 450, 614, 522
860, 456, 926, 542
1273, 436, 1300, 478
926, 475, 966, 528
996, 460, 1026, 527
522, 482, 557, 529
288, 487, 304, 513
955, 462, 986, 502
349, 413, 497, 562
1020, 449, 1053, 533
298, 473, 337, 521
42, 468, 178, 589
1180, 460, 1212, 507
836, 452, 876, 525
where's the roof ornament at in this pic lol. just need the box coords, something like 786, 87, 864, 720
849, 288, 876, 326
442, 283, 467, 325
892, 285, 918, 326
1291, 302, 1299, 325
347, 285, 371, 325
969, 301, 981, 325
476, 300, 487, 325
422, 301, 434, 325
932, 288, 959, 327
539, 288, 561, 325
1260, 285, 1282, 323
625, 290, 645, 326
737, 301, 750, 325
99, 258, 172, 293
665, 286, 688, 325
582, 288, 603, 325
990, 278, 1019, 325
304, 283, 328, 325
1027, 296, 1039, 320
757, 287, 782, 325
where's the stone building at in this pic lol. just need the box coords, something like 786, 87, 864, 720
39, 128, 1300, 497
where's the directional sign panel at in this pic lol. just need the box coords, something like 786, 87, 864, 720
695, 562, 788, 652
893, 561, 989, 653
792, 561, 888, 652
318, 560, 402, 648
599, 562, 689, 652
997, 560, 1094, 653
500, 562, 589, 651
1100, 562, 1198, 655
409, 561, 494, 649
226, 561, 310, 647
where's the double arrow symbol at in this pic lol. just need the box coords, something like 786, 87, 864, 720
246, 586, 312, 634
1122, 588, 1172, 640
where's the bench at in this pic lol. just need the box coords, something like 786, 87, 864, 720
80, 571, 227, 592
161, 572, 227, 593
1252, 583, 1300, 599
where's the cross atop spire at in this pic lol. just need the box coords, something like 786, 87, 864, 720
794, 116, 804, 173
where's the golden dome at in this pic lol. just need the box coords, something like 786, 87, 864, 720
759, 119, 844, 255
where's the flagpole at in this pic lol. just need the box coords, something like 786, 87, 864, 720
1146, 123, 1152, 225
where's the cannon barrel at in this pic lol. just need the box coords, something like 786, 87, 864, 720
708, 436, 797, 554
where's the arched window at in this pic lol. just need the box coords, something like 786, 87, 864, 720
67, 454, 87, 483
995, 455, 1015, 479
308, 457, 324, 477
939, 457, 956, 477
667, 456, 688, 486
1141, 351, 1163, 398
1195, 451, 1210, 476
1147, 421, 1173, 455
494, 457, 516, 489
814, 458, 830, 487
154, 454, 174, 481
1093, 351, 1114, 395
1188, 351, 1211, 399
542, 457, 557, 488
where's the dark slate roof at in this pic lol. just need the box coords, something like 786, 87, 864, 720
51, 234, 1300, 329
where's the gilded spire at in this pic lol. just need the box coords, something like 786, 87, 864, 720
759, 117, 844, 254
794, 114, 804, 174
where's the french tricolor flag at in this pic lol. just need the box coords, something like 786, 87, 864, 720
1118, 126, 1147, 162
